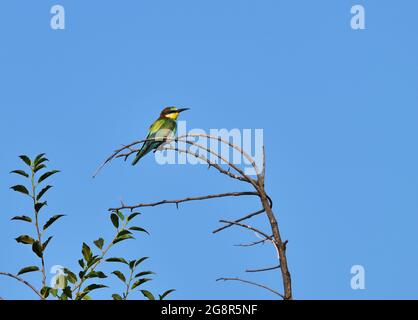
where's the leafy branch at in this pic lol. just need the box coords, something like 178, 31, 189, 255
0, 154, 174, 300
2, 154, 62, 299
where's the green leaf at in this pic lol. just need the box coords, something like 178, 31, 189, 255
159, 289, 176, 300
43, 214, 65, 231
37, 185, 53, 201
83, 284, 107, 293
10, 170, 29, 178
33, 153, 47, 166
86, 271, 107, 279
129, 226, 149, 235
117, 229, 132, 237
63, 268, 77, 284
50, 288, 58, 297
42, 236, 53, 251
141, 290, 155, 300
63, 286, 73, 299
38, 170, 60, 184
34, 164, 46, 173
32, 241, 43, 258
40, 286, 51, 298
19, 155, 31, 166
35, 157, 49, 167
93, 238, 104, 250
11, 215, 32, 223
113, 234, 134, 244
78, 259, 85, 268
34, 201, 47, 213
134, 271, 155, 278
112, 294, 123, 300
129, 260, 136, 270
116, 210, 124, 221
17, 266, 40, 275
82, 242, 92, 262
110, 213, 119, 229
111, 270, 126, 283
10, 185, 30, 196
86, 255, 101, 268
15, 235, 35, 244
127, 212, 141, 221
106, 257, 128, 264
131, 278, 152, 290
135, 257, 149, 267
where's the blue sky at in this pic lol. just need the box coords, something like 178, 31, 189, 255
1, 0, 417, 299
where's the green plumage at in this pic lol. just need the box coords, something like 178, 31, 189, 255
131, 117, 177, 165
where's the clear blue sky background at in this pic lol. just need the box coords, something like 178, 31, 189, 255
1, 1, 417, 300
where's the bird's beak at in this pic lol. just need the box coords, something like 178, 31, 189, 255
177, 108, 190, 113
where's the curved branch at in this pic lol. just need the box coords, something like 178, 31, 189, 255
132, 145, 249, 183
216, 277, 284, 299
93, 140, 144, 178
114, 138, 257, 187
93, 134, 261, 185
0, 272, 43, 299
162, 140, 257, 186
178, 134, 261, 176
109, 191, 259, 212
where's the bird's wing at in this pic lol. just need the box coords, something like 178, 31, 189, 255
147, 118, 177, 139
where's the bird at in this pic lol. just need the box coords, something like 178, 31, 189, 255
132, 106, 190, 165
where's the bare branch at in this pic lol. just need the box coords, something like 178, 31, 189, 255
218, 220, 272, 241
96, 133, 292, 299
93, 140, 143, 178
178, 134, 261, 176
216, 277, 284, 299
93, 135, 260, 187
246, 265, 281, 273
159, 146, 249, 183
109, 191, 259, 212
175, 137, 258, 186
114, 138, 258, 187
212, 209, 265, 234
233, 236, 272, 247
258, 145, 266, 186
0, 272, 43, 299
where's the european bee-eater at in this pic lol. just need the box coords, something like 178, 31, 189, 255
132, 106, 189, 165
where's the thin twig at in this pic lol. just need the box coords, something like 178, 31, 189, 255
246, 265, 281, 273
218, 220, 272, 241
178, 134, 261, 176
109, 191, 259, 211
233, 236, 272, 247
216, 277, 284, 299
0, 272, 43, 299
145, 145, 249, 183
114, 138, 257, 187
93, 134, 260, 184
212, 209, 265, 234
93, 140, 145, 178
